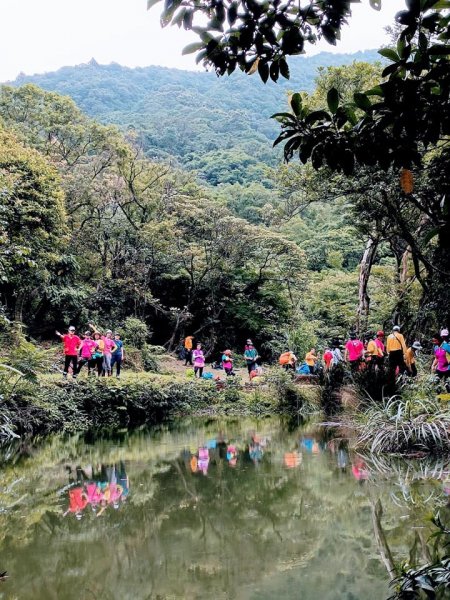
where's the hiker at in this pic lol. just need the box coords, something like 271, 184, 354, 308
77, 331, 97, 376
331, 340, 343, 366
386, 325, 408, 375
88, 324, 116, 376
405, 341, 422, 377
91, 332, 105, 376
102, 330, 117, 376
279, 349, 297, 371
305, 348, 318, 374
221, 350, 235, 376
192, 343, 205, 378
366, 331, 385, 369
441, 329, 450, 371
323, 348, 333, 371
244, 339, 259, 379
344, 332, 364, 371
110, 333, 124, 378
55, 325, 81, 379
184, 335, 194, 366
432, 334, 450, 380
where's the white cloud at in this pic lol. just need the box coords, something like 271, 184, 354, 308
1, 0, 406, 80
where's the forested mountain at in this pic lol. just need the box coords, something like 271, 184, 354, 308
10, 51, 380, 186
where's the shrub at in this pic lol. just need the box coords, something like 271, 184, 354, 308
121, 317, 150, 349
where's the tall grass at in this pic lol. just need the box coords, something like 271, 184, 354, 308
356, 395, 450, 454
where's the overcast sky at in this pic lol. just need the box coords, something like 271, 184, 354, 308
1, 0, 406, 81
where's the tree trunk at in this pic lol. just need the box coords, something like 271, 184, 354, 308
356, 237, 378, 336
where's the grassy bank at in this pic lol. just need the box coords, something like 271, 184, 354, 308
0, 370, 321, 441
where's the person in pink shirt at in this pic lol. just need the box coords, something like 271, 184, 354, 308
77, 331, 98, 376
344, 332, 364, 372
89, 324, 117, 377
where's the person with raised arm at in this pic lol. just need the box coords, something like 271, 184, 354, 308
55, 325, 81, 379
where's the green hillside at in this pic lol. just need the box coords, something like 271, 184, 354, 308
10, 51, 380, 185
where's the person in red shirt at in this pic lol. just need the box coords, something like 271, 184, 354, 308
344, 332, 364, 372
56, 325, 81, 378
323, 348, 333, 371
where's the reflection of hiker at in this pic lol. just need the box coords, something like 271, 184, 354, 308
386, 325, 407, 375
63, 487, 88, 519
351, 457, 369, 483
184, 335, 194, 366
116, 461, 130, 501
192, 343, 205, 378
405, 341, 422, 377
244, 339, 259, 379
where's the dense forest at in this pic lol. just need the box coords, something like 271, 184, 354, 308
0, 41, 446, 357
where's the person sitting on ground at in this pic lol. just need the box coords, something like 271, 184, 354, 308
111, 333, 124, 378
305, 348, 318, 374
56, 325, 81, 379
366, 331, 385, 369
405, 341, 422, 377
344, 332, 364, 372
432, 334, 450, 380
279, 349, 297, 371
221, 350, 235, 376
244, 339, 259, 379
386, 325, 408, 375
192, 343, 205, 378
77, 331, 97, 376
184, 335, 194, 366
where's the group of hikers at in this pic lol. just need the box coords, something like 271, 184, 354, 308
280, 326, 450, 381
181, 337, 261, 379
56, 324, 124, 378
57, 322, 449, 384
180, 325, 450, 383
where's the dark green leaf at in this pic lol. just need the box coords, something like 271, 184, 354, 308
353, 92, 372, 111
327, 87, 339, 114
290, 93, 302, 117
182, 42, 205, 55
279, 58, 290, 80
378, 48, 400, 61
258, 60, 269, 83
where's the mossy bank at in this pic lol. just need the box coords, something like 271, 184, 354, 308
2, 373, 321, 440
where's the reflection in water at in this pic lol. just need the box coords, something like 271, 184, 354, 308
0, 418, 449, 599
63, 462, 130, 518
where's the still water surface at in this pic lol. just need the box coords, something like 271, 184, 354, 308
1, 417, 449, 600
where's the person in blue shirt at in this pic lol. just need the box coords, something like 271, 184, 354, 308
111, 333, 124, 378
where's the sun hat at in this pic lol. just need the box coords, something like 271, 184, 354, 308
393, 325, 401, 331
376, 330, 384, 337
106, 329, 113, 334
412, 341, 422, 350
440, 329, 449, 337
223, 349, 232, 356
68, 326, 75, 331
84, 331, 91, 336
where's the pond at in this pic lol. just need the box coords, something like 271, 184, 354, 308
1, 416, 449, 600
